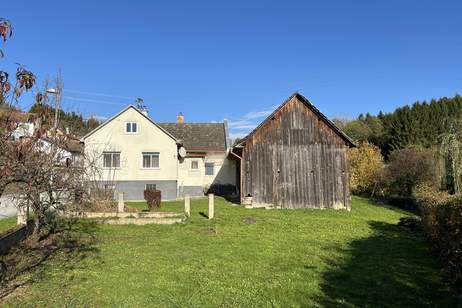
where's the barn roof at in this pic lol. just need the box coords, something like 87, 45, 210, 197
158, 123, 227, 152
237, 92, 355, 147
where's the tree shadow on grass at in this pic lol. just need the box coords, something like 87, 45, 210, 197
0, 219, 100, 299
319, 221, 460, 308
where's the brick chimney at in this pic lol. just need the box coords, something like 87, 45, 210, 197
177, 112, 184, 124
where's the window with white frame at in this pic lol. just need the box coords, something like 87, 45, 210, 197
191, 160, 199, 170
205, 162, 214, 175
145, 183, 157, 190
103, 152, 120, 168
142, 152, 160, 168
125, 122, 138, 134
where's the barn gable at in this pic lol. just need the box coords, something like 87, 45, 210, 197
235, 92, 353, 210
238, 92, 355, 147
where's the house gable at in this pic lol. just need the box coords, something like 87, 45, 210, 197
83, 105, 177, 143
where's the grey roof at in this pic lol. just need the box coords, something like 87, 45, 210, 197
158, 123, 227, 152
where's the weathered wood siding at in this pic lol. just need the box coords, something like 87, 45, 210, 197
242, 96, 350, 209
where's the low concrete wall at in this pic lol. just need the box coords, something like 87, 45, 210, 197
0, 220, 34, 255
64, 211, 181, 219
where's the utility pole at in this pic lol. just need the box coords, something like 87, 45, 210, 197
47, 69, 63, 132
53, 69, 63, 131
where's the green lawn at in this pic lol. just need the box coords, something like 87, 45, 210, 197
4, 197, 458, 307
0, 217, 16, 234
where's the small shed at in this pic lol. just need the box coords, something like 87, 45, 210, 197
232, 93, 355, 210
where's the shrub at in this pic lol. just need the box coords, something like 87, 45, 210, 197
347, 142, 385, 196
144, 189, 161, 212
387, 148, 438, 196
415, 185, 462, 286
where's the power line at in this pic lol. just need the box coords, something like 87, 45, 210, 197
62, 96, 127, 106
63, 89, 136, 100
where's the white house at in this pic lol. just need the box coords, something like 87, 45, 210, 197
82, 106, 236, 201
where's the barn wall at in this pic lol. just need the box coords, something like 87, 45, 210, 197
242, 96, 350, 209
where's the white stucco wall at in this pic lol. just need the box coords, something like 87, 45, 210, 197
84, 107, 178, 182
177, 152, 236, 189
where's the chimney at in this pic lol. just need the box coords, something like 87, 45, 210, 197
177, 112, 184, 124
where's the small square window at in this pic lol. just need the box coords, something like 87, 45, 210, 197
145, 184, 157, 190
191, 160, 199, 170
126, 122, 138, 133
205, 162, 214, 175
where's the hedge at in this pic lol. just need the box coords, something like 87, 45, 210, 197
416, 186, 462, 286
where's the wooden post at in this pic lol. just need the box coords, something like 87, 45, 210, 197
184, 195, 190, 217
17, 206, 27, 225
118, 193, 125, 213
208, 193, 214, 219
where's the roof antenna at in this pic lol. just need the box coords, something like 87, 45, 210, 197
136, 97, 149, 117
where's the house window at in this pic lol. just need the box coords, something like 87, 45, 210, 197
205, 162, 214, 175
145, 184, 157, 190
103, 152, 120, 168
125, 122, 138, 134
191, 160, 199, 170
142, 152, 160, 168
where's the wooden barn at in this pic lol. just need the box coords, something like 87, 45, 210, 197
231, 93, 355, 210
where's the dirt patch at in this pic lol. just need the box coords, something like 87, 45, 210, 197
243, 217, 257, 225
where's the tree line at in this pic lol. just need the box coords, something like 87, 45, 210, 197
334, 95, 462, 157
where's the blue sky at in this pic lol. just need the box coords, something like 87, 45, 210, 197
2, 1, 462, 138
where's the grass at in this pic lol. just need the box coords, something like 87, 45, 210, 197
3, 197, 459, 307
0, 217, 17, 234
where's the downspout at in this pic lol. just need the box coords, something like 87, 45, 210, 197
229, 147, 243, 203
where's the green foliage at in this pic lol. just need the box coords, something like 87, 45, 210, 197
4, 197, 458, 307
416, 186, 462, 287
340, 95, 462, 157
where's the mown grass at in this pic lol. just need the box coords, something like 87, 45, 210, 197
3, 197, 459, 307
0, 217, 16, 234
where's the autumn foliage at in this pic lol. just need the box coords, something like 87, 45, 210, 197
347, 142, 385, 196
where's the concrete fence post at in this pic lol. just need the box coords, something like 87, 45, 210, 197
184, 195, 191, 217
208, 193, 214, 219
118, 193, 125, 213
17, 206, 27, 225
